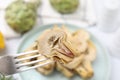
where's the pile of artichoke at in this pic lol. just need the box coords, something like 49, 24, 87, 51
50, 0, 79, 14
5, 0, 40, 33
20, 25, 96, 79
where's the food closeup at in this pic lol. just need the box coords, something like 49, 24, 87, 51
5, 0, 41, 34
20, 25, 96, 79
50, 0, 79, 14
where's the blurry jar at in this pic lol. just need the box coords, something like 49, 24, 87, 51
110, 29, 120, 58
97, 0, 120, 32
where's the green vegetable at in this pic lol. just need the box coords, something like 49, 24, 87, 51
50, 0, 79, 14
5, 0, 41, 33
0, 73, 13, 80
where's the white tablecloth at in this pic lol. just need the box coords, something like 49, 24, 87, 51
1, 0, 120, 80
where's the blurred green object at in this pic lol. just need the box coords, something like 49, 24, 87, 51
5, 0, 41, 34
0, 73, 13, 80
50, 0, 79, 14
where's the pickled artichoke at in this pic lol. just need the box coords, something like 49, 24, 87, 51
50, 0, 79, 14
19, 25, 96, 79
5, 0, 41, 33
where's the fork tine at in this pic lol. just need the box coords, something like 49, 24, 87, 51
17, 61, 53, 72
16, 58, 47, 68
15, 54, 42, 62
13, 50, 38, 58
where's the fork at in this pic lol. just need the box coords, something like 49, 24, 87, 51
0, 50, 53, 76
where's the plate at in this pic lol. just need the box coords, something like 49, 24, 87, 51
17, 24, 111, 80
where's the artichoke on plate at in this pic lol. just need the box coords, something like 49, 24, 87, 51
18, 25, 96, 79
50, 0, 79, 14
5, 0, 41, 33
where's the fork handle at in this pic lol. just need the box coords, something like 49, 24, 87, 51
0, 56, 16, 75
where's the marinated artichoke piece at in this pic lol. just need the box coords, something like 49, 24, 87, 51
85, 40, 96, 62
75, 60, 94, 79
50, 0, 79, 14
37, 26, 74, 59
37, 56, 55, 75
75, 41, 96, 78
18, 41, 55, 75
56, 62, 74, 78
5, 0, 40, 33
64, 53, 85, 69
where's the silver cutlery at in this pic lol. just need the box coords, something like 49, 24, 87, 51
0, 50, 53, 76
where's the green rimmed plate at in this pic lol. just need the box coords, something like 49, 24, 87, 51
17, 24, 111, 80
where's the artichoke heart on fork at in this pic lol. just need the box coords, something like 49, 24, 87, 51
37, 26, 74, 61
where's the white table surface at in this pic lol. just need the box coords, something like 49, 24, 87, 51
1, 0, 120, 80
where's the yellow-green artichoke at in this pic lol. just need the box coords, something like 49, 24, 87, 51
50, 0, 79, 14
5, 0, 40, 33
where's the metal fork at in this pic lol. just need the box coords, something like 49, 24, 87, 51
0, 50, 53, 76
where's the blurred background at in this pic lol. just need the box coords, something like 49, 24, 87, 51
0, 0, 120, 80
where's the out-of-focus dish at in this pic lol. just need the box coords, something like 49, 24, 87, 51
50, 0, 79, 14
18, 24, 111, 80
19, 25, 96, 79
5, 0, 41, 33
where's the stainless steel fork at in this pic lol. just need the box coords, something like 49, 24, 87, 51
0, 50, 53, 76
